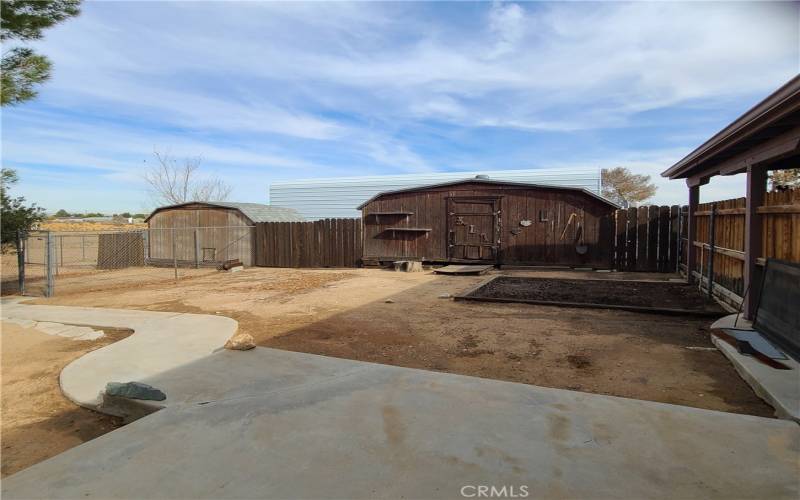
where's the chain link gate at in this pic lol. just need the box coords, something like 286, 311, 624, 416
12, 230, 147, 297
5, 226, 254, 297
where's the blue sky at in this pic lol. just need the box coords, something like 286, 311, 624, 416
2, 1, 798, 213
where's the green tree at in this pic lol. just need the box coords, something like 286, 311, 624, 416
601, 167, 657, 207
1, 0, 81, 106
1, 168, 45, 245
54, 208, 70, 217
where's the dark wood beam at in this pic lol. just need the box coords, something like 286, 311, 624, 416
686, 175, 711, 188
718, 126, 800, 176
744, 166, 767, 319
686, 185, 699, 284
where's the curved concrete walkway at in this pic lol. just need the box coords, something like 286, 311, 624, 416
2, 299, 798, 499
1, 298, 237, 410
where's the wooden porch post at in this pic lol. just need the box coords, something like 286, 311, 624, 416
685, 183, 700, 283
743, 165, 767, 319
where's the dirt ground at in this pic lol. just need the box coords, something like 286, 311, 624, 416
25, 266, 774, 419
1, 322, 131, 477
466, 276, 725, 313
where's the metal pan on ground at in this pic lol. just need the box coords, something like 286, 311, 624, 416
433, 265, 494, 276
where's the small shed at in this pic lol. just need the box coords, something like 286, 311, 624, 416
146, 201, 305, 267
358, 178, 618, 267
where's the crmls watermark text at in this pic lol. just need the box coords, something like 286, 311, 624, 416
460, 485, 529, 498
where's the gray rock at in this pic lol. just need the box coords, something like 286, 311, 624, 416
105, 381, 166, 401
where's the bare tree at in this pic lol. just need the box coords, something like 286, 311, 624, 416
143, 150, 232, 206
601, 167, 657, 207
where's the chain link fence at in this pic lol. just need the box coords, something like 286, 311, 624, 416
1, 226, 254, 297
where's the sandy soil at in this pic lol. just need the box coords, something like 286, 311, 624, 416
27, 266, 774, 418
1, 322, 132, 477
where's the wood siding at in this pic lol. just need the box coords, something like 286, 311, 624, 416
255, 218, 362, 268
612, 205, 683, 273
147, 204, 254, 266
361, 183, 616, 267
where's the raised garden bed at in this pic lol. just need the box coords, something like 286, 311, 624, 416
455, 276, 726, 316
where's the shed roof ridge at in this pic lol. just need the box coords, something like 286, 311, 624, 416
356, 178, 619, 209
145, 201, 306, 223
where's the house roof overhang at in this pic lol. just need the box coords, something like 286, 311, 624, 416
662, 74, 800, 186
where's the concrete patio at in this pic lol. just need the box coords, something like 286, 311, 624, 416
2, 300, 798, 499
2, 347, 799, 499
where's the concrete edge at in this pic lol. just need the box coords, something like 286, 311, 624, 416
711, 334, 800, 424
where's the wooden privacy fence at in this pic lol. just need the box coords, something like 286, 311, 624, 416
689, 188, 800, 301
255, 218, 363, 268
611, 205, 683, 272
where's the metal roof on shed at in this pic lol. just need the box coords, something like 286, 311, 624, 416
357, 178, 619, 209
270, 168, 603, 220
145, 201, 305, 223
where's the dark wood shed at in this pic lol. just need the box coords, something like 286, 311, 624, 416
358, 178, 618, 267
146, 201, 305, 267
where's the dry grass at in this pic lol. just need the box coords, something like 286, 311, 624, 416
38, 221, 147, 232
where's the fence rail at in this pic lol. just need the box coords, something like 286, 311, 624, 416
255, 218, 362, 268
688, 188, 800, 304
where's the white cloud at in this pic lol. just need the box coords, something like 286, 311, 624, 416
31, 1, 798, 133
3, 1, 797, 211
487, 1, 526, 58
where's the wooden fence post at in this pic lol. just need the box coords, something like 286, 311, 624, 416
657, 206, 669, 272
744, 166, 766, 319
194, 228, 200, 269
670, 205, 680, 273
686, 185, 699, 283
614, 209, 626, 270
626, 207, 637, 271
172, 228, 178, 282
646, 206, 659, 271
708, 203, 717, 298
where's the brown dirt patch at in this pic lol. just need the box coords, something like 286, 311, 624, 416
22, 267, 775, 418
465, 276, 724, 313
1, 322, 132, 477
